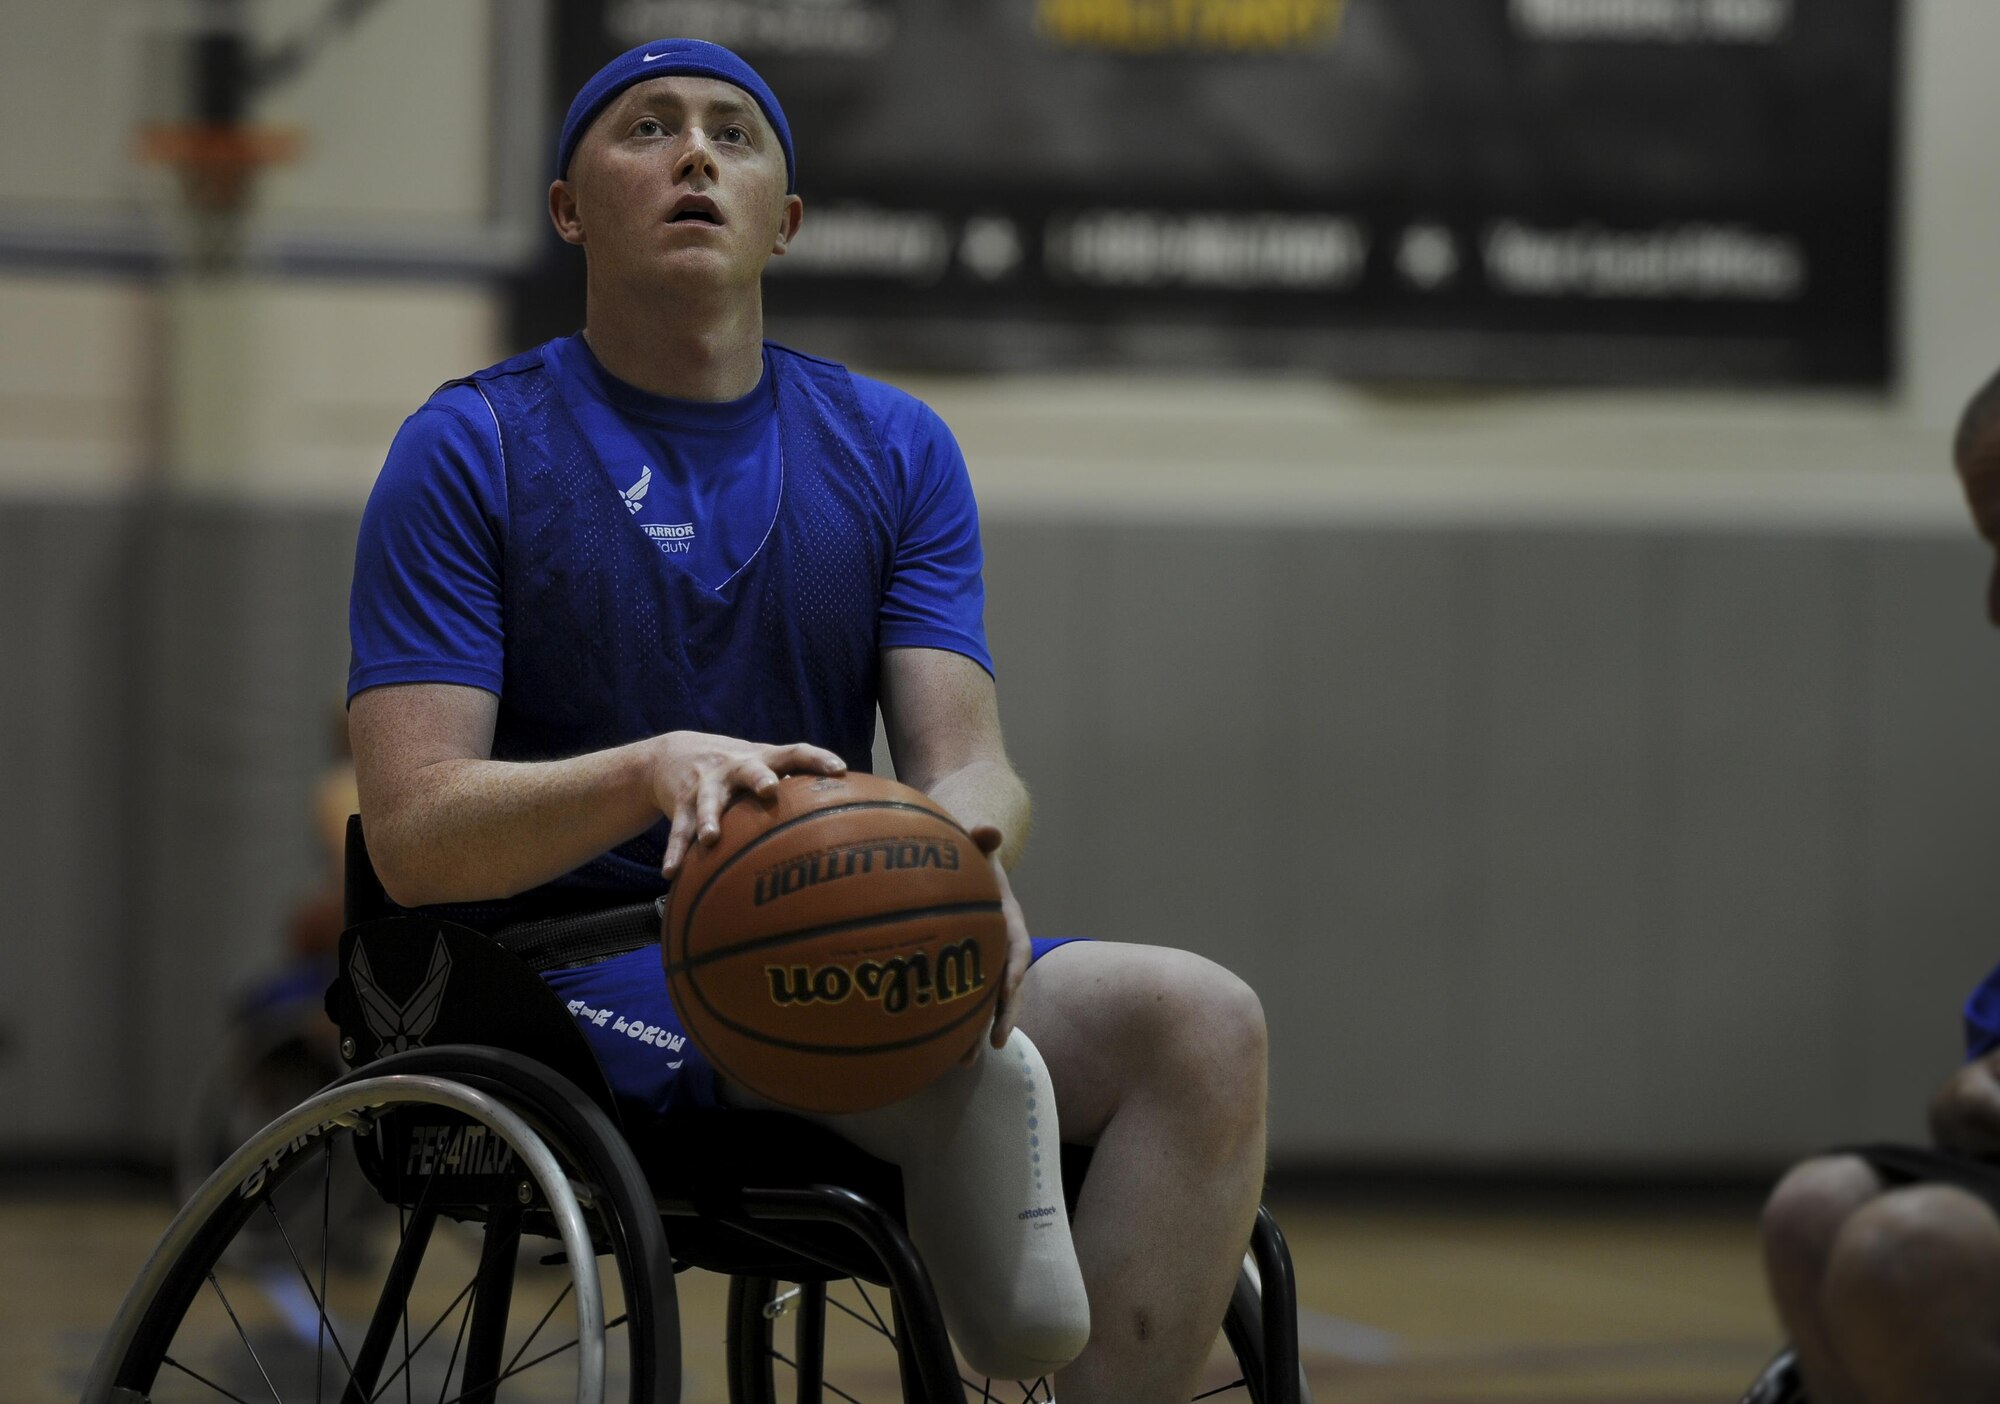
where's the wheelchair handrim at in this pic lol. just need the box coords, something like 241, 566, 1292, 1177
81, 1074, 607, 1404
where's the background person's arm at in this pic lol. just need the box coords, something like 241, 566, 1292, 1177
879, 646, 1033, 1044
1930, 1054, 2000, 1159
350, 681, 846, 907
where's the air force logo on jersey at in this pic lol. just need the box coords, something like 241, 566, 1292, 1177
623, 466, 697, 554
621, 465, 652, 513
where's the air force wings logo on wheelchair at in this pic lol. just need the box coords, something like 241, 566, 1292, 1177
352, 936, 452, 1057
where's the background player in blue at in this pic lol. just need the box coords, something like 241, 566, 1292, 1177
347, 38, 1270, 1401
1755, 367, 2000, 1404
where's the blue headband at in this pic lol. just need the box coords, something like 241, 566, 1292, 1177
555, 39, 796, 192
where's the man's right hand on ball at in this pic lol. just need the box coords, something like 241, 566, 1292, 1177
650, 731, 848, 878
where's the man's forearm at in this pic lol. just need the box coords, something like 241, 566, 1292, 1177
366, 740, 662, 907
921, 758, 1032, 869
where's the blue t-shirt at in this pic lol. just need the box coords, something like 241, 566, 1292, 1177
347, 336, 992, 919
350, 336, 990, 702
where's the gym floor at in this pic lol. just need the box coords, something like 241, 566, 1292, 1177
6, 1179, 1779, 1403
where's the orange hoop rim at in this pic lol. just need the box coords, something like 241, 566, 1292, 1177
135, 122, 303, 171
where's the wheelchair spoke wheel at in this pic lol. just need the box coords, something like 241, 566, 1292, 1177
86, 1075, 650, 1404
729, 1274, 967, 1404
725, 1270, 1278, 1404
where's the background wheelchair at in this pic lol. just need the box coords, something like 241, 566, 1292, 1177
1739, 1350, 1805, 1403
85, 822, 1310, 1403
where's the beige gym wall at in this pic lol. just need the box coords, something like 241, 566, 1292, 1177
4, 0, 2000, 1170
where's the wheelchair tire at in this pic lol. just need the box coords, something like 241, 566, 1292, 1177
724, 1260, 1306, 1404
172, 1014, 369, 1270
83, 1069, 671, 1404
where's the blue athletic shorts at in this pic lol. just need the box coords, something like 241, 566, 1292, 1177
544, 936, 1087, 1114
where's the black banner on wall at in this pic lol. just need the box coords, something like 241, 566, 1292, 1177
518, 0, 1899, 387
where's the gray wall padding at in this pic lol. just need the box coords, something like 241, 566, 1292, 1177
978, 520, 2000, 1168
6, 502, 1999, 1168
131, 502, 360, 1146
0, 505, 139, 1143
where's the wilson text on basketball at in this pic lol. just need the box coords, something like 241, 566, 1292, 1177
766, 938, 987, 1014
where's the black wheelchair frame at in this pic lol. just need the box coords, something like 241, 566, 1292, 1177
1739, 1349, 1805, 1403
85, 822, 1309, 1404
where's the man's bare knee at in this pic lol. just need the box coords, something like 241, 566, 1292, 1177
1183, 964, 1267, 1071
1762, 1155, 1884, 1282
1759, 1156, 1888, 1404
1018, 943, 1268, 1151
1825, 1184, 2000, 1320
1819, 1185, 2000, 1403
1131, 958, 1267, 1141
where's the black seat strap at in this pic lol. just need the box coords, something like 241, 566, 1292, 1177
493, 898, 665, 973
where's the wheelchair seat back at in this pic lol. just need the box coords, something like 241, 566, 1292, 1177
328, 913, 621, 1103
327, 816, 625, 1124
326, 819, 631, 1225
327, 816, 915, 1273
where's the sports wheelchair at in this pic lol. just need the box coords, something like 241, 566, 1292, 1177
86, 821, 1309, 1403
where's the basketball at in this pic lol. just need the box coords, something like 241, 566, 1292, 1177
662, 773, 1007, 1114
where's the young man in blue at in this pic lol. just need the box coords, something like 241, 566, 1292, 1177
348, 38, 1269, 1401
1756, 370, 2000, 1404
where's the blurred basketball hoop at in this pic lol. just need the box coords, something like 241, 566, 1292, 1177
132, 2, 323, 488
136, 121, 301, 218
129, 1, 326, 268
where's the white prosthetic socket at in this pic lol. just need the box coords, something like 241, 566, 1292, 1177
730, 1031, 1091, 1380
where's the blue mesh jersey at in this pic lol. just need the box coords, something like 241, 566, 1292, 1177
1966, 960, 2000, 1060
348, 335, 993, 928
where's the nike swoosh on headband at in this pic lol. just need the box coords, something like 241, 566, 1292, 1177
643, 51, 668, 61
